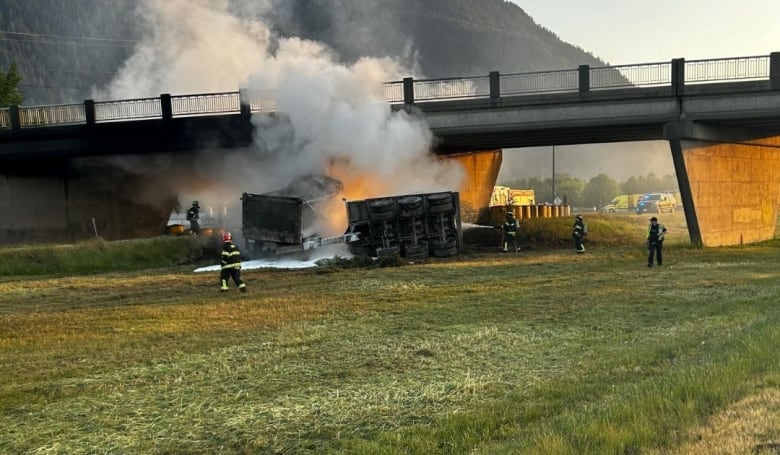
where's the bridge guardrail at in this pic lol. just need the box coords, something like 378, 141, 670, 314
1, 52, 777, 129
590, 62, 672, 89
413, 75, 490, 101
19, 103, 86, 128
501, 69, 579, 95
246, 91, 278, 113
384, 81, 404, 103
684, 55, 769, 84
0, 108, 10, 130
171, 92, 241, 116
95, 97, 162, 122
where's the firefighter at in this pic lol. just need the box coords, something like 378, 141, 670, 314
572, 214, 587, 253
502, 211, 520, 252
220, 232, 247, 292
186, 201, 200, 235
646, 216, 667, 267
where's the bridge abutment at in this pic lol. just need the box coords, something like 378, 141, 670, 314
0, 163, 175, 244
667, 122, 780, 246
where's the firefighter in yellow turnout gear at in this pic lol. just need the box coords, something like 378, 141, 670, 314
220, 232, 247, 292
502, 211, 520, 252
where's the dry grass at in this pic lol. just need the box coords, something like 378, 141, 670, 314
648, 386, 780, 455
0, 225, 779, 454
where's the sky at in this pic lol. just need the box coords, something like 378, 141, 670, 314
510, 0, 780, 65
499, 0, 780, 187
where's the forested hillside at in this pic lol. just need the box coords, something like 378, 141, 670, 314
0, 0, 604, 105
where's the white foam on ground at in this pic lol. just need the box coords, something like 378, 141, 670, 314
193, 244, 353, 272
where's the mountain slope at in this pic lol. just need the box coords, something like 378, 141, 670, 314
0, 0, 605, 104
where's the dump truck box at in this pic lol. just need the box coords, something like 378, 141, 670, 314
242, 183, 462, 259
241, 175, 347, 256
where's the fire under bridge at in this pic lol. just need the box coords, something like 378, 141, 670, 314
2, 53, 780, 246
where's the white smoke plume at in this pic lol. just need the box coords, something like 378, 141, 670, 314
95, 0, 464, 233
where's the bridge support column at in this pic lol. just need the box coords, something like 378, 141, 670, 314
446, 149, 502, 224
665, 121, 780, 247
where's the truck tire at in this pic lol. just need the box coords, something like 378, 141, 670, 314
431, 237, 456, 249
427, 193, 452, 206
403, 241, 429, 259
398, 196, 423, 210
369, 199, 395, 214
376, 244, 401, 258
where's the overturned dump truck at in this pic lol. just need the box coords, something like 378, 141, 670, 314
241, 175, 352, 256
344, 192, 462, 259
241, 176, 462, 259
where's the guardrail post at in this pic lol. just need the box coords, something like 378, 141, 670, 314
9, 105, 20, 130
238, 89, 251, 117
671, 58, 685, 96
160, 93, 173, 120
84, 99, 96, 125
403, 77, 414, 105
578, 65, 590, 92
770, 52, 780, 90
489, 71, 500, 106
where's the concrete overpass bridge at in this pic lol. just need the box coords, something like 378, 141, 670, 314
2, 53, 779, 246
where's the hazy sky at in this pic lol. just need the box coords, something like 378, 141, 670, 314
510, 0, 780, 64
499, 1, 780, 187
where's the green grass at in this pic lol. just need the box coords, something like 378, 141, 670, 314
0, 217, 779, 454
0, 235, 218, 276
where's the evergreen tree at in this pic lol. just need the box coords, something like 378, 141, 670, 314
0, 63, 23, 106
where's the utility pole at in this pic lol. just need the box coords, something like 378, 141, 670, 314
551, 145, 556, 203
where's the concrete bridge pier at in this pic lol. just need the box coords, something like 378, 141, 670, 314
666, 121, 780, 247
448, 149, 502, 224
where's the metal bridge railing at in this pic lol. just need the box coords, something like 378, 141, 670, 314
171, 92, 241, 116
413, 76, 490, 101
685, 55, 770, 84
0, 53, 776, 129
384, 82, 404, 103
0, 107, 10, 129
247, 91, 278, 112
95, 97, 162, 122
501, 69, 579, 95
18, 103, 86, 127
590, 62, 672, 89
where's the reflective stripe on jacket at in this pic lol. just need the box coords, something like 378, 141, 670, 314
573, 220, 585, 238
221, 243, 242, 270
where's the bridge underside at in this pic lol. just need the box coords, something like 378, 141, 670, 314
666, 121, 780, 246
0, 160, 176, 243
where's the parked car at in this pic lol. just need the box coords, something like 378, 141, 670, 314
635, 193, 676, 214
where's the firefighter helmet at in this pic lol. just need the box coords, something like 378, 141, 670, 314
575, 214, 583, 220
223, 232, 232, 242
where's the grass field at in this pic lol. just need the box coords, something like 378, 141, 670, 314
1, 214, 778, 454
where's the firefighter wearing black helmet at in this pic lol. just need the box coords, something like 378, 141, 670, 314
572, 214, 587, 253
502, 211, 520, 252
186, 201, 200, 235
220, 232, 247, 292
